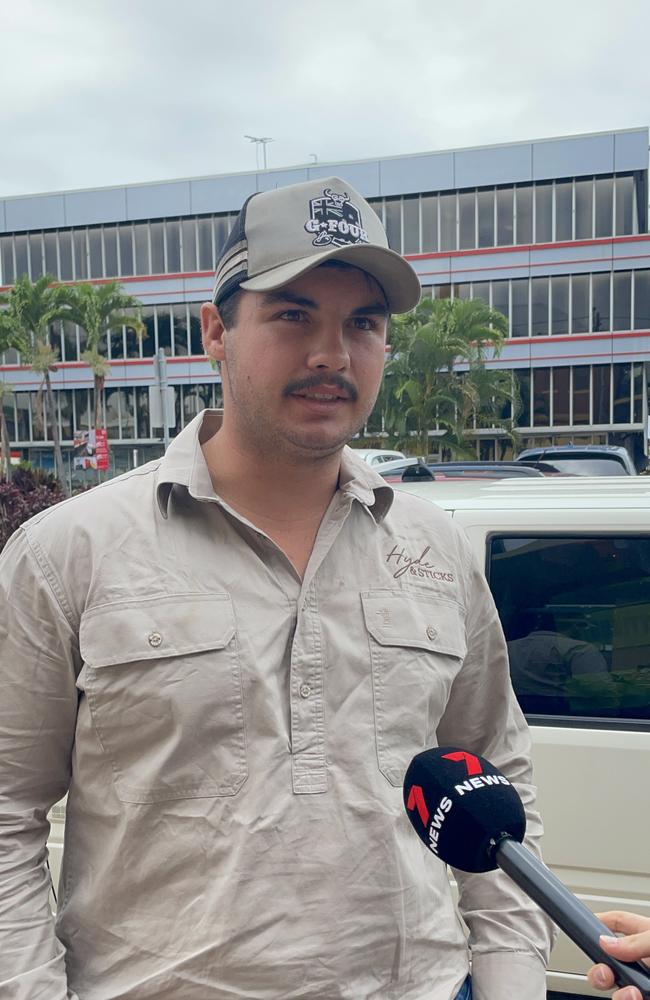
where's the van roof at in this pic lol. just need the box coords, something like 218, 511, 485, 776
395, 475, 650, 512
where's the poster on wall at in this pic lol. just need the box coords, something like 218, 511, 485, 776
73, 429, 109, 471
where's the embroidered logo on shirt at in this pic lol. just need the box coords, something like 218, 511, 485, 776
385, 544, 455, 582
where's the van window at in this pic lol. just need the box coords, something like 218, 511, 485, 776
487, 535, 650, 723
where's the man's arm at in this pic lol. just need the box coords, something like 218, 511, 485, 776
0, 528, 80, 999
436, 544, 556, 1000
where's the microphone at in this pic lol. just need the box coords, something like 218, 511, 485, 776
403, 746, 650, 999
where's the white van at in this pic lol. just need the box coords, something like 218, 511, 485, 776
396, 475, 650, 997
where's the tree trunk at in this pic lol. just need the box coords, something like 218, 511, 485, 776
45, 371, 68, 495
1, 410, 13, 482
94, 374, 105, 430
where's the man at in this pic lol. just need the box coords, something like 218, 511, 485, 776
0, 176, 553, 999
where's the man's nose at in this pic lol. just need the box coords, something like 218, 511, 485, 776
307, 323, 350, 370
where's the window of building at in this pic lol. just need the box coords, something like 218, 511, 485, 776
118, 225, 134, 277
531, 277, 549, 336
613, 271, 631, 331
496, 186, 514, 245
141, 308, 156, 357
594, 176, 614, 238
156, 306, 172, 356
136, 386, 150, 438
58, 389, 73, 441
29, 233, 43, 279
552, 367, 570, 424
189, 303, 202, 356
532, 368, 550, 425
492, 280, 509, 330
420, 195, 438, 252
613, 363, 632, 423
43, 231, 58, 278
516, 370, 531, 427
439, 193, 456, 251
511, 278, 529, 338
213, 215, 232, 259
172, 304, 189, 356
573, 366, 590, 424
592, 272, 610, 332
181, 219, 197, 271
402, 196, 420, 254
15, 392, 30, 440
110, 327, 125, 360
15, 234, 28, 279
73, 230, 88, 280
59, 231, 73, 281
104, 387, 121, 439
197, 218, 213, 271
104, 227, 118, 278
555, 180, 573, 241
472, 281, 490, 304
571, 274, 590, 333
166, 220, 181, 273
534, 182, 552, 244
477, 188, 494, 248
458, 191, 475, 250
615, 175, 635, 236
134, 223, 150, 276
633, 362, 644, 423
489, 533, 650, 721
551, 275, 569, 335
2, 392, 16, 440
88, 227, 103, 278
125, 314, 143, 359
119, 388, 136, 438
575, 178, 593, 239
150, 221, 165, 275
454, 283, 471, 300
634, 270, 650, 329
515, 184, 533, 245
1, 236, 14, 285
592, 364, 611, 424
384, 199, 401, 252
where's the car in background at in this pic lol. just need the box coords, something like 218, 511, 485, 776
516, 443, 638, 476
349, 448, 406, 466
378, 460, 548, 483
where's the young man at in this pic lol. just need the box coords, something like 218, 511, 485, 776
0, 177, 554, 1000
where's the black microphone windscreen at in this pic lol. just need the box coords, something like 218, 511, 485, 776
403, 746, 526, 873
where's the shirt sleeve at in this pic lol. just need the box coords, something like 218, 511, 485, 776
436, 541, 556, 1000
0, 528, 80, 999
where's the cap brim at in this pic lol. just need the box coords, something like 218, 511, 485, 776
239, 243, 421, 314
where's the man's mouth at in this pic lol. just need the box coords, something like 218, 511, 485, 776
294, 386, 350, 401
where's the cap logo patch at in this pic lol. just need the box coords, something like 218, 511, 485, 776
304, 188, 369, 248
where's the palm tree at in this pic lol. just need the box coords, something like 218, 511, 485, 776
65, 282, 145, 431
384, 296, 513, 457
0, 275, 73, 489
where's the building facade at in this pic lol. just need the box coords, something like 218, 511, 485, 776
1, 127, 649, 483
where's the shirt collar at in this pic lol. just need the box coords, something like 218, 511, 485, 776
156, 410, 395, 523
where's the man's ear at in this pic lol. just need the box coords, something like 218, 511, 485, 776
201, 302, 227, 362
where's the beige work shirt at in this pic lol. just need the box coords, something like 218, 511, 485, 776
0, 410, 553, 1000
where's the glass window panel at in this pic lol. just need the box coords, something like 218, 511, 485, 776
571, 274, 589, 333
492, 281, 510, 331
141, 309, 156, 357
534, 182, 552, 243
62, 321, 78, 362
575, 179, 593, 239
197, 218, 213, 270
633, 362, 643, 423
515, 185, 533, 245
172, 304, 188, 356
120, 388, 135, 438
421, 195, 438, 252
110, 328, 125, 360
573, 366, 590, 424
43, 232, 58, 277
189, 303, 202, 355
458, 191, 475, 250
157, 307, 172, 356
103, 227, 118, 277
136, 386, 150, 437
592, 272, 610, 332
511, 279, 529, 338
516, 370, 531, 426
31, 391, 44, 440
613, 364, 632, 423
88, 227, 103, 278
553, 367, 570, 424
533, 368, 551, 425
166, 220, 181, 273
29, 233, 44, 279
75, 389, 92, 432
531, 277, 549, 336
125, 318, 142, 359
454, 283, 471, 300
2, 391, 16, 439
613, 271, 631, 331
555, 181, 573, 241
384, 199, 401, 252
490, 533, 650, 721
496, 186, 514, 245
58, 389, 73, 440
150, 221, 164, 274
104, 387, 120, 439
477, 189, 494, 248
402, 196, 420, 254
73, 230, 88, 280
181, 219, 197, 271
615, 175, 634, 236
435, 284, 451, 299
1, 237, 15, 285
595, 176, 614, 238
15, 392, 30, 440
551, 276, 569, 335
634, 270, 650, 329
472, 281, 490, 304
439, 193, 456, 251
118, 225, 134, 276
59, 231, 73, 280
592, 364, 611, 424
213, 216, 231, 258
15, 235, 29, 278
134, 223, 150, 275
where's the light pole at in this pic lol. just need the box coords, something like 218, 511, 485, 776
244, 135, 274, 170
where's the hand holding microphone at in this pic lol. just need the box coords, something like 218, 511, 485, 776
403, 746, 650, 1000
588, 912, 650, 1000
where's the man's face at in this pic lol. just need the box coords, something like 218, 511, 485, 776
202, 264, 389, 462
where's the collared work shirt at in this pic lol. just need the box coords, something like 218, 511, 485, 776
0, 411, 553, 1000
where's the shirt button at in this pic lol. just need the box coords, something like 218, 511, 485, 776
148, 631, 163, 648
426, 626, 438, 642
299, 683, 311, 699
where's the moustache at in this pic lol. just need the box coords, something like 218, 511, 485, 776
283, 374, 358, 402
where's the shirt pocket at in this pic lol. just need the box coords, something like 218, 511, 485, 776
79, 593, 247, 803
361, 590, 467, 787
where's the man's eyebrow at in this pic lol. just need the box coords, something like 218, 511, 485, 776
260, 291, 318, 309
351, 302, 389, 317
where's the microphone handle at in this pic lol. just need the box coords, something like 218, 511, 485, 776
495, 837, 650, 999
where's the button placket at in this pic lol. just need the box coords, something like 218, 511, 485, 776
289, 586, 327, 794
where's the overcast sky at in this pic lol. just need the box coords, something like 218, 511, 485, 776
2, 0, 649, 198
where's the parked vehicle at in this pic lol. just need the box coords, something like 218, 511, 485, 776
394, 475, 650, 997
349, 447, 406, 466
378, 460, 548, 483
516, 443, 638, 476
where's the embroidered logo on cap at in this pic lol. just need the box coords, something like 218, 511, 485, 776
304, 188, 369, 248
